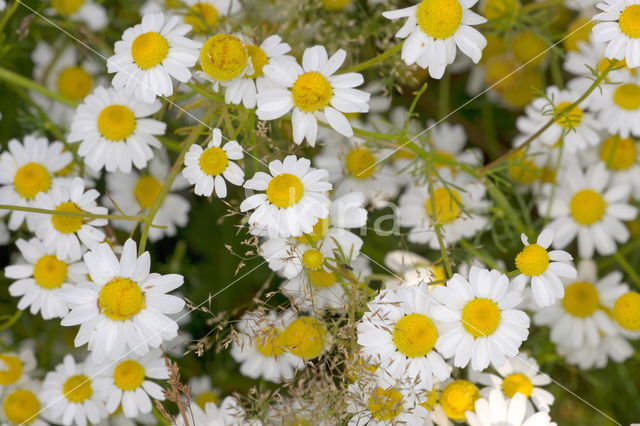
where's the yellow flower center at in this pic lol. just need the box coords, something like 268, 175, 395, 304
484, 56, 519, 90
291, 71, 333, 112
195, 391, 219, 409
619, 4, 640, 38
612, 291, 640, 331
367, 387, 404, 421
52, 202, 84, 234
512, 31, 547, 66
562, 281, 599, 317
301, 249, 324, 270
98, 277, 146, 321
481, 0, 519, 20
13, 162, 51, 200
345, 148, 376, 179
298, 217, 329, 244
0, 355, 23, 386
440, 380, 480, 421
131, 32, 170, 70
569, 189, 606, 225
57, 66, 93, 101
600, 135, 637, 171
51, 0, 85, 15
134, 175, 162, 209
502, 373, 533, 398
419, 389, 439, 411
564, 17, 593, 51
508, 157, 541, 184
266, 173, 304, 208
597, 57, 627, 73
97, 105, 136, 141
416, 0, 463, 40
321, 0, 353, 10
308, 269, 337, 287
246, 45, 269, 78
461, 298, 501, 338
33, 255, 68, 289
200, 34, 248, 82
430, 265, 447, 284
554, 101, 583, 128
613, 83, 640, 110
392, 313, 438, 358
199, 146, 229, 176
500, 66, 543, 108
113, 360, 145, 391
63, 374, 93, 403
281, 317, 327, 359
425, 187, 462, 224
255, 328, 286, 357
184, 3, 219, 32
515, 244, 549, 277
3, 389, 40, 425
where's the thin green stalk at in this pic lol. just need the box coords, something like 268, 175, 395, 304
484, 181, 528, 235
342, 43, 402, 73
0, 0, 20, 34
613, 251, 640, 289
0, 204, 143, 222
427, 172, 453, 278
0, 66, 77, 108
458, 240, 502, 271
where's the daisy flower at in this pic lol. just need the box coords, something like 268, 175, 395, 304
176, 397, 251, 426
0, 346, 37, 394
511, 229, 577, 308
383, 0, 487, 79
182, 128, 245, 197
104, 153, 190, 242
473, 353, 554, 413
188, 375, 221, 409
314, 132, 401, 207
556, 334, 634, 369
357, 283, 450, 389
383, 250, 448, 289
41, 354, 107, 426
68, 86, 166, 173
223, 35, 296, 109
593, 0, 640, 68
595, 134, 640, 199
240, 155, 332, 238
0, 380, 48, 426
533, 260, 627, 349
257, 45, 370, 145
563, 34, 630, 80
516, 84, 601, 152
465, 389, 556, 426
230, 310, 303, 383
94, 350, 168, 418
32, 177, 107, 261
59, 239, 185, 363
431, 267, 530, 371
428, 379, 482, 424
181, 0, 242, 33
589, 68, 640, 137
0, 136, 71, 231
280, 315, 331, 360
397, 176, 490, 248
4, 238, 87, 320
107, 13, 201, 104
611, 290, 640, 337
537, 163, 637, 258
198, 33, 253, 91
48, 0, 107, 31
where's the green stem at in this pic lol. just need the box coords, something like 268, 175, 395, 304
458, 240, 503, 271
613, 251, 640, 289
0, 204, 143, 222
484, 181, 528, 235
0, 66, 77, 108
0, 0, 20, 34
342, 43, 402, 73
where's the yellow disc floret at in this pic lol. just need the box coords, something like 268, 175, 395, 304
619, 4, 640, 38
612, 291, 640, 330
481, 0, 520, 20
512, 31, 547, 67
131, 32, 170, 70
600, 135, 637, 171
564, 17, 593, 51
440, 380, 480, 421
367, 387, 404, 421
34, 255, 68, 289
613, 83, 640, 110
13, 163, 51, 200
246, 45, 269, 78
57, 66, 93, 101
256, 328, 286, 357
195, 391, 219, 409
321, 0, 353, 11
51, 0, 85, 15
426, 187, 462, 224
184, 3, 219, 32
302, 249, 324, 270
199, 146, 229, 176
291, 72, 333, 112
98, 277, 145, 321
515, 244, 549, 277
345, 148, 376, 179
281, 317, 327, 359
3, 389, 40, 425
114, 360, 146, 391
200, 34, 248, 82
52, 202, 84, 234
309, 269, 337, 287
63, 374, 93, 403
462, 298, 501, 338
569, 189, 606, 225
502, 373, 533, 398
0, 355, 23, 385
97, 105, 136, 141
392, 313, 438, 358
298, 217, 329, 244
554, 101, 583, 128
562, 281, 599, 317
134, 175, 162, 209
266, 173, 304, 208
416, 0, 463, 39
